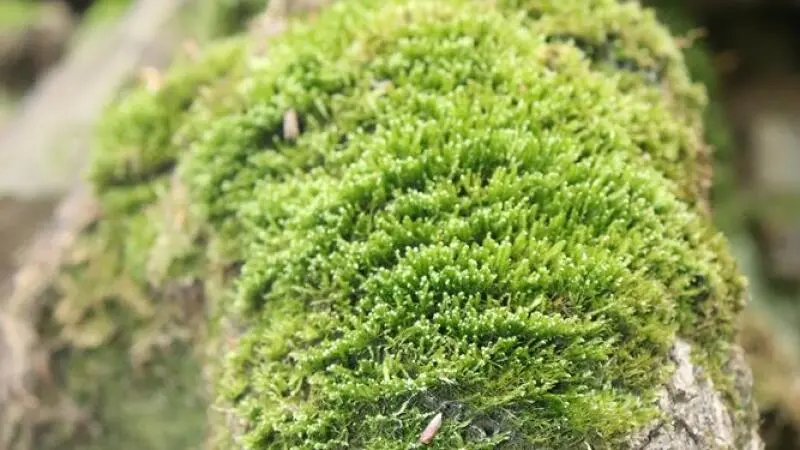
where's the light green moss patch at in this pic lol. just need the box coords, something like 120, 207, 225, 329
77, 0, 749, 448
0, 1, 42, 28
34, 36, 252, 450
168, 0, 742, 447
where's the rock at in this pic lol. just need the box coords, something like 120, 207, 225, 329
627, 340, 762, 449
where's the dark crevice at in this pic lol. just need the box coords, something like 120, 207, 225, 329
417, 393, 537, 448
635, 421, 665, 450
674, 417, 702, 444
100, 158, 177, 189
544, 33, 668, 85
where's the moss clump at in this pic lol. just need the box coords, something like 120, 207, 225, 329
81, 0, 748, 448
89, 38, 247, 198
202, 0, 269, 38
29, 38, 250, 450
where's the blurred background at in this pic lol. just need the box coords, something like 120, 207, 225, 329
0, 0, 797, 448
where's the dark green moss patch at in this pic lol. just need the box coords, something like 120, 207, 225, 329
202, 0, 269, 38
643, 0, 737, 229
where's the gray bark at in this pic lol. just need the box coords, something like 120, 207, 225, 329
626, 340, 763, 449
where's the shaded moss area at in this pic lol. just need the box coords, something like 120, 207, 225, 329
202, 0, 270, 38
30, 38, 251, 450
35, 202, 210, 449
645, 5, 800, 447
45, 341, 207, 450
52, 0, 751, 449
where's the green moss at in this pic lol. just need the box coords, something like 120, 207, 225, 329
74, 0, 749, 448
32, 40, 253, 450
51, 341, 207, 450
89, 37, 248, 195
189, 0, 739, 447
0, 1, 42, 28
36, 212, 208, 449
80, 0, 133, 26
202, 0, 269, 38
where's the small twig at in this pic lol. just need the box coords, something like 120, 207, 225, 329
419, 412, 443, 445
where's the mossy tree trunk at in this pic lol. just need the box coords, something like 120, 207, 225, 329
2, 0, 763, 449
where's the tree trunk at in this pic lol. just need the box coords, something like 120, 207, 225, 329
1, 1, 764, 449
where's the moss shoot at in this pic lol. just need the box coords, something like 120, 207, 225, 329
78, 0, 749, 448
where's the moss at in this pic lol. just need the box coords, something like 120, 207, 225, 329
37, 197, 209, 449
80, 0, 133, 26
202, 0, 270, 38
31, 37, 252, 450
89, 37, 248, 195
188, 0, 741, 447
0, 1, 43, 28
69, 0, 749, 448
49, 341, 207, 450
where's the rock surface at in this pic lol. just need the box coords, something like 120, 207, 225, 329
627, 340, 762, 449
